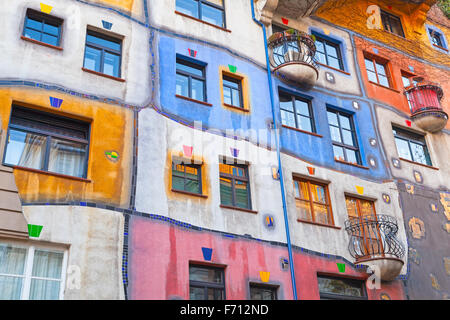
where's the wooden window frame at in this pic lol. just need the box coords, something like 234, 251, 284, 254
176, 0, 227, 29
219, 162, 252, 210
314, 35, 344, 71
327, 109, 361, 165
392, 126, 432, 166
279, 91, 316, 134
364, 54, 392, 88
176, 58, 207, 102
83, 29, 123, 78
23, 9, 63, 48
3, 105, 90, 179
189, 264, 226, 300
380, 10, 405, 38
293, 177, 334, 226
171, 161, 203, 195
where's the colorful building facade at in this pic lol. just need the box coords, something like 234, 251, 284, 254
0, 0, 448, 300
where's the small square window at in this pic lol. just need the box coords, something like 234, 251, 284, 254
219, 161, 251, 210
380, 10, 404, 37
83, 29, 122, 78
189, 264, 225, 300
176, 58, 206, 102
392, 126, 432, 166
176, 0, 226, 28
250, 284, 278, 300
23, 9, 63, 47
172, 162, 202, 194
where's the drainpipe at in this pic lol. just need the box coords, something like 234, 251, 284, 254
250, 0, 298, 300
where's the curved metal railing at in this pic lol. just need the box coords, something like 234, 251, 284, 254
344, 214, 405, 262
405, 81, 445, 115
267, 30, 319, 70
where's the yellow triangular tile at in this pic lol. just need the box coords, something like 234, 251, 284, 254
40, 3, 53, 14
356, 186, 364, 195
260, 271, 270, 283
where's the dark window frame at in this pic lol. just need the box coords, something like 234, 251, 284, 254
83, 29, 123, 78
314, 35, 344, 71
219, 161, 252, 210
249, 283, 278, 300
172, 161, 203, 194
189, 264, 226, 300
327, 108, 361, 165
364, 54, 392, 88
176, 0, 227, 28
392, 126, 432, 166
23, 9, 63, 47
222, 75, 243, 108
3, 105, 91, 179
317, 275, 368, 300
428, 29, 445, 48
176, 58, 207, 102
279, 91, 316, 133
380, 10, 405, 38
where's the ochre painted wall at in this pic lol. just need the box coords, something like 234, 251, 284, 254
0, 88, 134, 207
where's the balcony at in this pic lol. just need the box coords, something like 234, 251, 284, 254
345, 214, 405, 281
405, 80, 448, 133
267, 30, 319, 86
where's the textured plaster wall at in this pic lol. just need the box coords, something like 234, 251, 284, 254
23, 205, 125, 300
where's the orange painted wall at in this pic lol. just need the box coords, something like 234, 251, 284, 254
0, 88, 134, 207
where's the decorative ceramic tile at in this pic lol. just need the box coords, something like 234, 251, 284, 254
382, 193, 391, 204
409, 217, 425, 239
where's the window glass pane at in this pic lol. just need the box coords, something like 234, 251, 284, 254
281, 110, 295, 128
0, 276, 23, 300
207, 0, 224, 6
24, 28, 42, 41
342, 129, 354, 146
26, 18, 42, 31
295, 181, 309, 200
250, 286, 276, 300
389, 18, 404, 36
32, 250, 63, 279
339, 115, 351, 130
43, 23, 59, 36
223, 86, 232, 105
190, 286, 204, 300
346, 149, 358, 164
231, 89, 241, 107
223, 78, 239, 89
394, 137, 412, 161
316, 51, 327, 65
330, 126, 342, 143
296, 199, 312, 221
185, 165, 198, 179
333, 145, 345, 161
176, 62, 203, 77
0, 245, 27, 275
315, 40, 325, 53
325, 44, 338, 58
410, 142, 431, 165
84, 46, 102, 72
172, 176, 185, 191
402, 76, 411, 88
4, 130, 46, 170
375, 63, 386, 76
359, 200, 375, 218
328, 57, 341, 70
367, 70, 378, 83
318, 277, 365, 297
86, 34, 121, 52
185, 179, 201, 194
327, 111, 338, 126
103, 52, 120, 77
207, 288, 224, 300
41, 34, 58, 46
313, 203, 329, 224
279, 95, 294, 112
310, 184, 326, 204
176, 0, 199, 19
191, 78, 205, 101
176, 74, 189, 97
189, 266, 223, 283
48, 138, 87, 178
201, 4, 224, 27
235, 180, 249, 209
364, 59, 375, 72
297, 115, 312, 132
345, 198, 358, 218
220, 177, 233, 206
29, 279, 60, 300
295, 100, 310, 116
378, 74, 389, 87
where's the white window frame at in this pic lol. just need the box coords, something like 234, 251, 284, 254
0, 241, 68, 300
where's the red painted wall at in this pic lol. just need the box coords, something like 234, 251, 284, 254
129, 216, 405, 300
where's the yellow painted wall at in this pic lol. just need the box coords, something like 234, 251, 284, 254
87, 0, 140, 14
316, 0, 450, 67
0, 88, 134, 207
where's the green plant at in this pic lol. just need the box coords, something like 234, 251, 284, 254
438, 0, 450, 19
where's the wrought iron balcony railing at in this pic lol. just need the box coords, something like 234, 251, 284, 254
344, 214, 405, 263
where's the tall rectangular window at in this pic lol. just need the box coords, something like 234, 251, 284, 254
222, 76, 243, 108
172, 162, 202, 194
250, 284, 278, 300
364, 55, 391, 88
176, 0, 225, 28
393, 126, 432, 166
327, 109, 361, 165
219, 162, 251, 210
318, 275, 367, 300
3, 106, 90, 178
83, 29, 122, 78
176, 58, 206, 102
293, 178, 334, 226
314, 36, 344, 71
189, 264, 225, 300
23, 9, 63, 47
0, 243, 65, 300
380, 10, 405, 37
279, 91, 315, 133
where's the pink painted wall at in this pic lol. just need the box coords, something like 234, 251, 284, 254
129, 216, 405, 300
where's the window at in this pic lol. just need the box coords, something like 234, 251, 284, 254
429, 29, 444, 48
172, 162, 202, 194
176, 58, 206, 102
83, 29, 122, 78
189, 264, 225, 300
327, 109, 361, 165
23, 9, 63, 47
219, 162, 251, 210
293, 178, 333, 225
176, 0, 225, 28
317, 275, 367, 300
314, 36, 344, 71
3, 106, 90, 178
380, 10, 404, 37
222, 76, 243, 108
250, 284, 278, 300
393, 126, 432, 166
364, 55, 391, 88
0, 243, 66, 300
345, 196, 382, 258
279, 91, 315, 133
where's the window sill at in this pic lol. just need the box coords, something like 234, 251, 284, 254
220, 205, 257, 214
317, 62, 351, 76
174, 11, 231, 33
432, 43, 448, 52
368, 81, 400, 93
81, 68, 125, 82
11, 165, 91, 183
281, 125, 323, 138
21, 36, 63, 51
175, 94, 213, 107
334, 158, 369, 170
399, 157, 439, 170
297, 219, 341, 230
223, 103, 249, 113
171, 189, 208, 198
